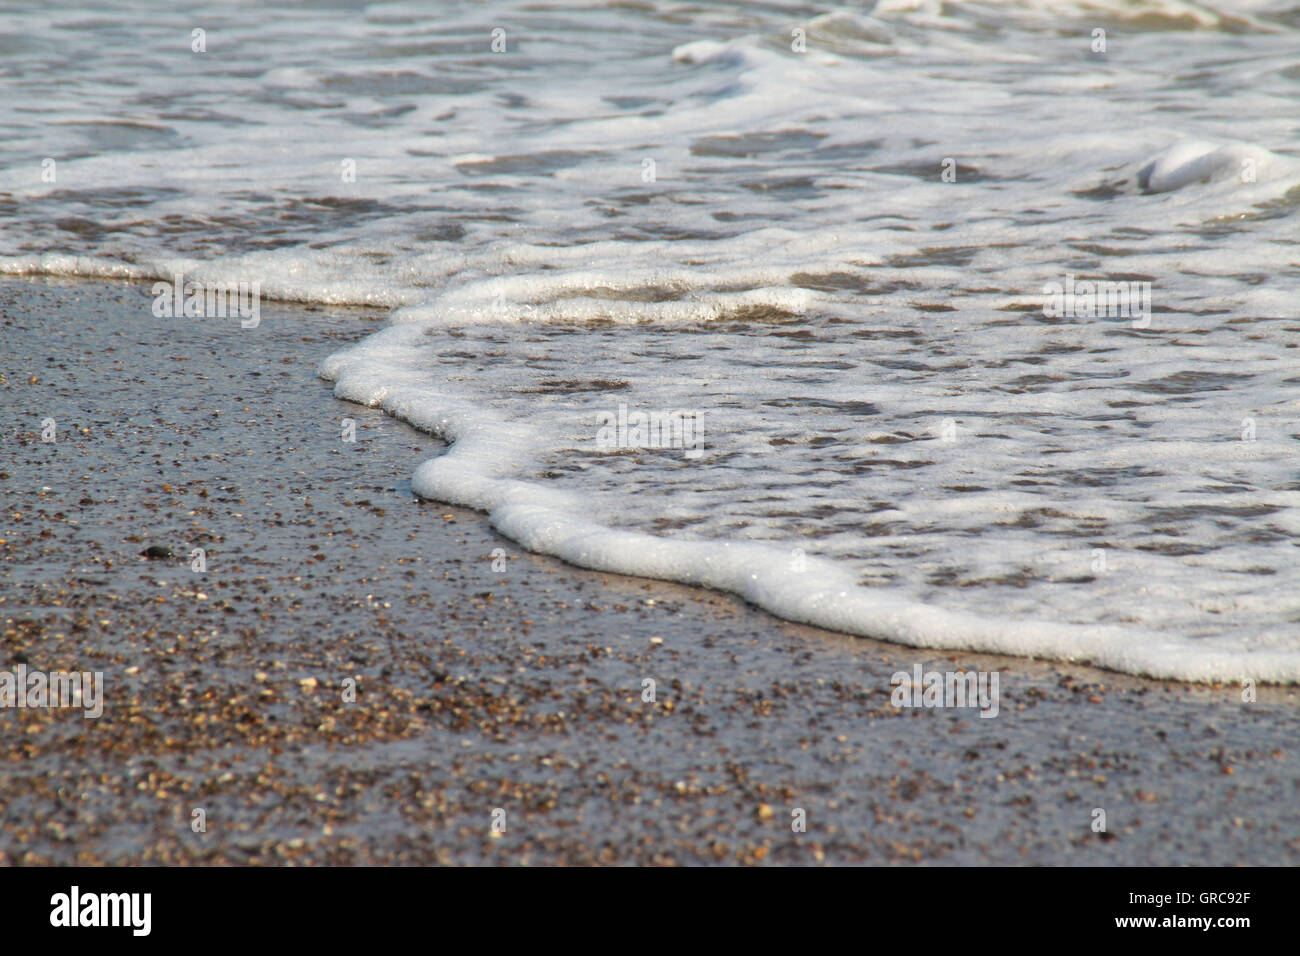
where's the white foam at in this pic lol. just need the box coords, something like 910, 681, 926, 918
320, 336, 1300, 684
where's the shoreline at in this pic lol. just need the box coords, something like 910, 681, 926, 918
2, 276, 1297, 865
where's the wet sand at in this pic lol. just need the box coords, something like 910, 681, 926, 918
1, 276, 1297, 865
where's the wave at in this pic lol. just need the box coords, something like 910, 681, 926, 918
4, 0, 1298, 683
320, 323, 1300, 684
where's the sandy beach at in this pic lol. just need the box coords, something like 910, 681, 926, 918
1, 276, 1297, 866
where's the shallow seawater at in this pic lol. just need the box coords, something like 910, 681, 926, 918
3, 0, 1298, 681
